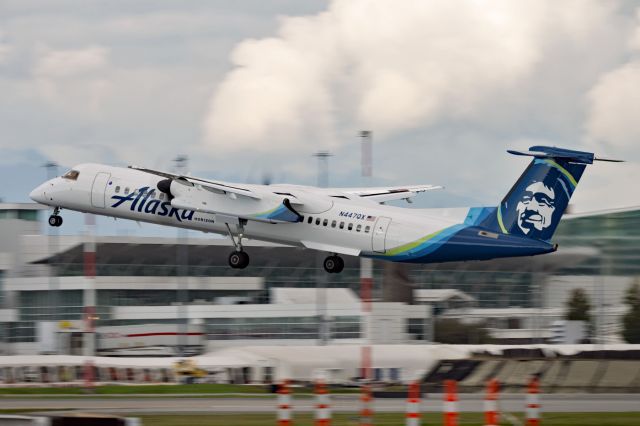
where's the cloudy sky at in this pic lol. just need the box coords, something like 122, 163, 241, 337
1, 0, 639, 235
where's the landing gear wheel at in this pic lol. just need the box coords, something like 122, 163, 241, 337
228, 251, 250, 269
48, 215, 63, 227
323, 255, 344, 274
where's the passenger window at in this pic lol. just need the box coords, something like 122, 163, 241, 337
339, 222, 345, 229
331, 220, 337, 228
365, 226, 371, 233
356, 224, 362, 232
315, 218, 321, 225
115, 186, 120, 194
308, 216, 313, 224
348, 223, 353, 231
323, 219, 328, 227
124, 188, 130, 195
62, 170, 79, 180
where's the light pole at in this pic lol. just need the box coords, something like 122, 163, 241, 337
359, 131, 373, 380
313, 151, 332, 345
174, 155, 189, 356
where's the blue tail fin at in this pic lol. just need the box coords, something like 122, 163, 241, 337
480, 146, 595, 241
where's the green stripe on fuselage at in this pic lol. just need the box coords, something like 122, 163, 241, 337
384, 228, 446, 257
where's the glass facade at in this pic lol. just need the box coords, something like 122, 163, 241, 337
0, 209, 39, 221
8, 290, 85, 343
102, 316, 361, 341
553, 209, 640, 276
97, 289, 254, 307
204, 316, 360, 340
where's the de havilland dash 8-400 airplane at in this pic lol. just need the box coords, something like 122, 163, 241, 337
29, 146, 620, 273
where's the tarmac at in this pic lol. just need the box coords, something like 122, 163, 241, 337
1, 394, 639, 414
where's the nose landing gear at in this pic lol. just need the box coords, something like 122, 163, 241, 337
48, 207, 63, 227
323, 255, 344, 274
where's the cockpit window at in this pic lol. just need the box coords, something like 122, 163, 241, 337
62, 170, 79, 180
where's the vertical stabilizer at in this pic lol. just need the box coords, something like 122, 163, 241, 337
480, 146, 595, 241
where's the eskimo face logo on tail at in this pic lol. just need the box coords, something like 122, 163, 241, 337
515, 181, 555, 235
110, 186, 194, 222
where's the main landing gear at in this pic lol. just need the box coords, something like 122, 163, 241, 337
323, 255, 344, 274
225, 221, 250, 269
48, 207, 63, 227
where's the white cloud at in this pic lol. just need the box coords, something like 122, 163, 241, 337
33, 45, 108, 78
0, 30, 12, 64
629, 8, 640, 51
1, 1, 639, 211
202, 0, 625, 157
29, 46, 111, 118
585, 61, 640, 156
584, 8, 640, 160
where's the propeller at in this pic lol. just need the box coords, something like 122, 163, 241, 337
157, 178, 174, 200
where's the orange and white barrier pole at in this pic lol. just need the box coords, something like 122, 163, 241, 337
405, 381, 421, 426
484, 379, 499, 426
314, 380, 331, 426
277, 380, 293, 426
526, 376, 540, 426
443, 380, 458, 426
360, 383, 373, 426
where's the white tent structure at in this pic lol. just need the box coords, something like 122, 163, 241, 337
2, 344, 640, 385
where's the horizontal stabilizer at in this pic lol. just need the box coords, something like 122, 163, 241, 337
594, 157, 624, 163
507, 146, 596, 164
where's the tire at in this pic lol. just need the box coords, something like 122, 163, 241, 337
238, 251, 250, 269
48, 215, 58, 227
229, 251, 249, 269
323, 256, 337, 273
334, 256, 344, 273
55, 216, 63, 227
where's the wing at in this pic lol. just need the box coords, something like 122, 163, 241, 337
324, 184, 442, 203
129, 166, 261, 200
130, 166, 305, 223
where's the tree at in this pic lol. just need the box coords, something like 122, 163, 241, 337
622, 283, 640, 344
565, 288, 591, 322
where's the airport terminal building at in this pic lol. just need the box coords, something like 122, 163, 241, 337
0, 202, 638, 355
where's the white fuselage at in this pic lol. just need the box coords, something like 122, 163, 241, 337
30, 163, 468, 258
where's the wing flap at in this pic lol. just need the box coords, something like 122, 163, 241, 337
328, 184, 442, 203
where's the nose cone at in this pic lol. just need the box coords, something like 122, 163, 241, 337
29, 183, 47, 204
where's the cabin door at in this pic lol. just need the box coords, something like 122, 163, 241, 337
371, 216, 391, 253
91, 172, 111, 208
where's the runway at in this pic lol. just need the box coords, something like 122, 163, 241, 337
2, 394, 639, 414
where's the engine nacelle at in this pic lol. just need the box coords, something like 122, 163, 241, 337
156, 178, 173, 199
